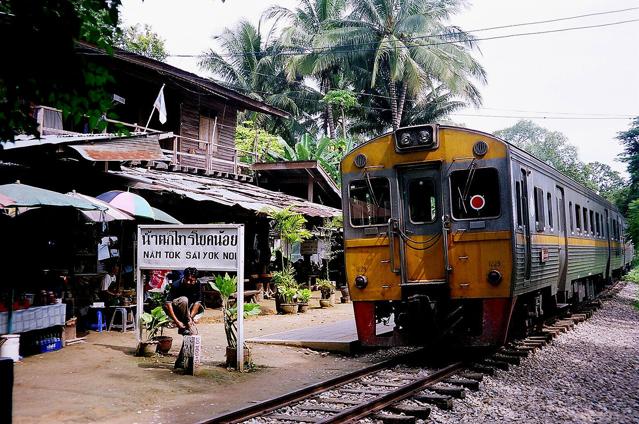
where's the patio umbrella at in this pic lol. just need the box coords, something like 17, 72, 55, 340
0, 183, 101, 210
151, 207, 182, 224
0, 193, 15, 207
66, 191, 134, 222
96, 190, 154, 219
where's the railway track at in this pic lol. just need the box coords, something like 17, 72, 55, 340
202, 283, 623, 424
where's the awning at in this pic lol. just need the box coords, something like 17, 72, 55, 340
68, 135, 166, 161
111, 167, 341, 218
0, 183, 102, 210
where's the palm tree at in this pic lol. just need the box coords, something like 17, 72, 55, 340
314, 0, 486, 130
264, 0, 347, 138
199, 19, 321, 142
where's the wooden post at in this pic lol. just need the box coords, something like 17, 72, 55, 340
183, 335, 202, 375
307, 174, 314, 202
236, 225, 245, 371
135, 230, 143, 342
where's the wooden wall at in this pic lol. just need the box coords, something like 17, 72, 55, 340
179, 95, 239, 173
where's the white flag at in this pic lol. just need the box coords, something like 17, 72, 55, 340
153, 85, 167, 124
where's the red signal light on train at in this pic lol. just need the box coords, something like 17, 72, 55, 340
469, 194, 486, 211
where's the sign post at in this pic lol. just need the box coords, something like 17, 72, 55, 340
136, 224, 246, 370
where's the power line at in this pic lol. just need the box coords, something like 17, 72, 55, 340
168, 9, 639, 58
449, 113, 634, 120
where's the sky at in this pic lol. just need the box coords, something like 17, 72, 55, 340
120, 0, 639, 175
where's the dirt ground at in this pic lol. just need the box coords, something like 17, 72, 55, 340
11, 296, 402, 424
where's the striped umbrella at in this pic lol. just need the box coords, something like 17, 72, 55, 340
96, 190, 154, 219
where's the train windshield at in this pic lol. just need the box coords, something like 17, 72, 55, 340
450, 167, 500, 219
349, 177, 392, 226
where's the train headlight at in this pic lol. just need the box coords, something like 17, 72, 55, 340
487, 270, 502, 286
355, 275, 368, 289
394, 125, 438, 152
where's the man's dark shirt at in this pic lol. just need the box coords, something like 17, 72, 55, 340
166, 278, 202, 305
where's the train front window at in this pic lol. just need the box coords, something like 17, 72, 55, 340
349, 177, 392, 227
450, 167, 500, 219
408, 178, 437, 223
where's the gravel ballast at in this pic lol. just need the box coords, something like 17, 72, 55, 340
430, 282, 639, 424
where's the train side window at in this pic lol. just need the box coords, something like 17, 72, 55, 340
515, 181, 523, 227
408, 177, 437, 223
583, 208, 589, 235
547, 192, 553, 230
569, 201, 574, 233
533, 187, 545, 232
348, 177, 392, 227
449, 167, 500, 219
589, 210, 595, 235
575, 204, 581, 232
595, 212, 600, 237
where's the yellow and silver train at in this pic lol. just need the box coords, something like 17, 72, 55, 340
341, 124, 633, 347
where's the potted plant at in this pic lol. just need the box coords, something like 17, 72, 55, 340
137, 306, 171, 356
209, 273, 261, 369
279, 286, 298, 314
272, 265, 297, 313
318, 279, 335, 308
297, 288, 312, 313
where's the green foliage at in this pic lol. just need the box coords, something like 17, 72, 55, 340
627, 199, 639, 246
235, 120, 285, 163
117, 24, 168, 61
210, 273, 261, 348
279, 286, 298, 304
272, 266, 297, 288
616, 117, 639, 214
297, 288, 312, 304
323, 90, 358, 111
140, 306, 170, 341
626, 267, 639, 284
265, 207, 312, 266
317, 279, 335, 299
0, 0, 121, 140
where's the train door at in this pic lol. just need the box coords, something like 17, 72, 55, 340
605, 209, 611, 280
520, 169, 532, 281
555, 186, 568, 291
397, 165, 446, 285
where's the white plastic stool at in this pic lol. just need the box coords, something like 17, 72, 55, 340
109, 307, 135, 332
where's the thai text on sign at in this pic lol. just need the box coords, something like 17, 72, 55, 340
138, 225, 239, 271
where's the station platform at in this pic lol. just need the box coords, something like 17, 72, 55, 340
248, 319, 393, 354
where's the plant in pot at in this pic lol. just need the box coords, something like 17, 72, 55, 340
279, 286, 298, 314
272, 265, 297, 313
209, 273, 261, 369
317, 279, 335, 308
137, 306, 171, 356
297, 288, 312, 313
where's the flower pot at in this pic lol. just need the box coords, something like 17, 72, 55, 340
340, 296, 350, 303
136, 341, 158, 357
281, 303, 298, 314
153, 335, 173, 354
298, 303, 309, 313
225, 346, 251, 368
319, 299, 332, 308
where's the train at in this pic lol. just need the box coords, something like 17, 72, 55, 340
340, 124, 634, 348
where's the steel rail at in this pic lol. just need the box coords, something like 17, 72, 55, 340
320, 362, 464, 423
200, 348, 426, 424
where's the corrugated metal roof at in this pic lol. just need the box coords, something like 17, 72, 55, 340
68, 135, 166, 161
112, 167, 341, 218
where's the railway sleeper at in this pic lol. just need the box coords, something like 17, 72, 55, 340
469, 364, 496, 375
389, 404, 431, 419
459, 372, 485, 381
528, 334, 554, 342
444, 378, 480, 391
412, 393, 454, 410
430, 385, 466, 399
297, 404, 344, 413
363, 381, 408, 388
372, 412, 416, 423
338, 388, 387, 395
506, 343, 537, 352
492, 354, 521, 366
268, 413, 321, 423
499, 348, 529, 357
317, 397, 363, 406
480, 359, 510, 370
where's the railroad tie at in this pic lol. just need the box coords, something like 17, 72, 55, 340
469, 364, 496, 375
492, 353, 521, 366
268, 413, 321, 423
372, 412, 416, 423
317, 397, 362, 406
499, 347, 529, 357
389, 404, 431, 419
430, 385, 466, 399
297, 404, 344, 413
444, 378, 480, 391
459, 372, 485, 382
338, 388, 388, 395
412, 393, 454, 410
481, 359, 509, 371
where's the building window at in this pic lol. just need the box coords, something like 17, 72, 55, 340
449, 168, 500, 219
349, 177, 392, 227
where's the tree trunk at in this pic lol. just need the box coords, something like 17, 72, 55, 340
396, 83, 408, 129
326, 105, 336, 139
389, 81, 399, 131
341, 106, 347, 138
